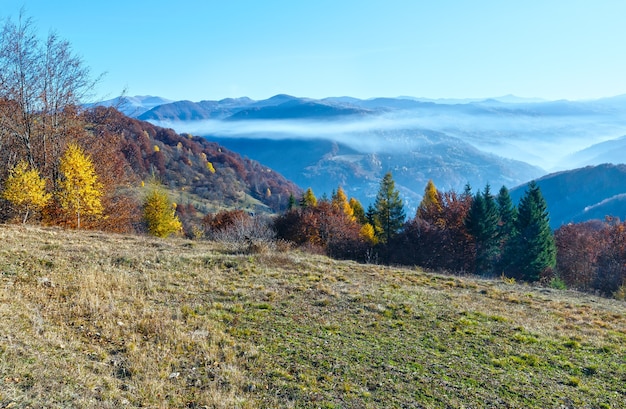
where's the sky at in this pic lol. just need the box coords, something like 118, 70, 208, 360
2, 0, 626, 102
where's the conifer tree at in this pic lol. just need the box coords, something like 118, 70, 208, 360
332, 186, 354, 220
417, 179, 443, 225
349, 197, 367, 225
366, 204, 382, 238
58, 143, 103, 228
496, 186, 517, 242
373, 172, 405, 245
359, 223, 378, 245
300, 188, 317, 208
142, 182, 182, 238
495, 185, 517, 272
509, 181, 556, 281
465, 185, 499, 275
2, 160, 51, 223
287, 193, 297, 210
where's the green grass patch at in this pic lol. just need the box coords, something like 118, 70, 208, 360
0, 225, 625, 408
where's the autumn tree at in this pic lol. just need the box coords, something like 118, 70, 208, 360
508, 181, 556, 281
349, 197, 367, 224
417, 179, 443, 223
555, 221, 605, 290
393, 185, 473, 272
0, 12, 96, 180
2, 160, 51, 223
594, 218, 626, 296
142, 182, 182, 238
300, 187, 317, 208
332, 186, 355, 221
57, 143, 103, 228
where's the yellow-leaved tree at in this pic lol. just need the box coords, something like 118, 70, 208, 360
300, 187, 317, 208
58, 143, 104, 228
142, 182, 182, 238
332, 186, 355, 221
2, 160, 51, 223
359, 223, 378, 245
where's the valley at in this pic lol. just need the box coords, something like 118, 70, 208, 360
110, 93, 626, 223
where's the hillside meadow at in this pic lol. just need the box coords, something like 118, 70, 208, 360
0, 224, 624, 408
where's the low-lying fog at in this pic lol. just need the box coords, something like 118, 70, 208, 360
151, 110, 626, 172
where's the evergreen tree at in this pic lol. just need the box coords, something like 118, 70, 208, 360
465, 185, 499, 275
373, 172, 405, 245
509, 181, 556, 281
495, 185, 517, 272
287, 193, 297, 210
366, 203, 382, 238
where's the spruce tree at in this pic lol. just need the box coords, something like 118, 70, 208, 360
509, 181, 556, 281
373, 172, 405, 245
465, 185, 499, 275
287, 193, 297, 210
495, 185, 517, 273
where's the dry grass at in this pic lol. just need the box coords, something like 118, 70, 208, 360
0, 224, 625, 408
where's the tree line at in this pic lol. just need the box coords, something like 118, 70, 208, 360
1, 12, 623, 298
270, 172, 625, 298
0, 13, 296, 232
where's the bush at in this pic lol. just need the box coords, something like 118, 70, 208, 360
205, 211, 275, 253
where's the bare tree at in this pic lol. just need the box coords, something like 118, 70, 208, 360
0, 10, 97, 182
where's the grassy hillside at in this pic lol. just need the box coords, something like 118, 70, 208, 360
0, 225, 624, 408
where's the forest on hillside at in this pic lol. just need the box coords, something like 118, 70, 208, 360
0, 14, 299, 232
0, 14, 624, 300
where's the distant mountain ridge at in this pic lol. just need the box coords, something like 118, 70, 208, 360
511, 164, 626, 229
92, 94, 626, 220
88, 95, 173, 117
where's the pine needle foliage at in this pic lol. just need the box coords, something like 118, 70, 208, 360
509, 181, 556, 281
373, 172, 405, 245
465, 185, 499, 275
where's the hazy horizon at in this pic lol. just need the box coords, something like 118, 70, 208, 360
4, 1, 626, 103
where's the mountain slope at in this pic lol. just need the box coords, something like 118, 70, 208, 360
88, 95, 173, 117
1, 224, 624, 408
226, 99, 371, 120
510, 164, 626, 228
85, 107, 300, 213
209, 128, 544, 212
562, 135, 626, 168
113, 93, 626, 211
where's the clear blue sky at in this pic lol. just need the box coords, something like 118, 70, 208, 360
3, 0, 626, 101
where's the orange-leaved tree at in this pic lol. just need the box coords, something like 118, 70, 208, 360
2, 160, 51, 223
57, 143, 104, 228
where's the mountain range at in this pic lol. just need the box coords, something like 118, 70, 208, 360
511, 163, 626, 229
95, 94, 626, 223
